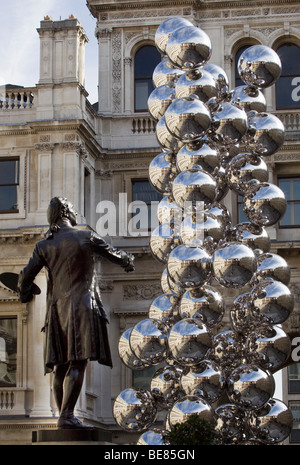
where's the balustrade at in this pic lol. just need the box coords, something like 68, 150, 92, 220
0, 88, 34, 110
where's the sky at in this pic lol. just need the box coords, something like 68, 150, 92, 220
0, 0, 99, 103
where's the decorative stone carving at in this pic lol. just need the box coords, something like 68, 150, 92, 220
123, 283, 161, 301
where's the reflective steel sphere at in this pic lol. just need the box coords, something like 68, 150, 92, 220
130, 318, 169, 365
227, 364, 275, 410
113, 388, 157, 432
155, 16, 194, 54
137, 429, 165, 445
150, 221, 180, 264
231, 85, 266, 113
175, 67, 218, 102
247, 112, 285, 157
156, 115, 185, 152
172, 168, 217, 208
148, 293, 180, 325
230, 292, 255, 335
203, 63, 229, 95
242, 181, 287, 227
228, 222, 271, 254
249, 398, 293, 444
152, 58, 185, 88
165, 96, 211, 142
251, 252, 290, 285
161, 267, 182, 295
215, 404, 247, 444
225, 153, 268, 195
180, 211, 225, 252
167, 244, 212, 289
238, 45, 282, 88
210, 330, 245, 374
211, 102, 248, 145
149, 151, 177, 194
247, 325, 291, 372
181, 359, 224, 403
168, 395, 215, 428
168, 318, 212, 366
118, 328, 148, 370
148, 83, 176, 121
166, 26, 212, 70
157, 194, 182, 224
212, 242, 257, 288
179, 285, 225, 327
250, 278, 294, 325
176, 139, 220, 174
204, 202, 232, 229
150, 365, 184, 409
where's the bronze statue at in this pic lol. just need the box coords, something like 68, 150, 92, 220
18, 197, 134, 429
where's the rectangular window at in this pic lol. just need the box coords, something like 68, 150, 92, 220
289, 401, 300, 443
288, 363, 300, 393
0, 318, 17, 387
131, 180, 162, 234
278, 177, 300, 227
0, 158, 19, 213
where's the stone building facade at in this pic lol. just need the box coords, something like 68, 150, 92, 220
0, 0, 299, 444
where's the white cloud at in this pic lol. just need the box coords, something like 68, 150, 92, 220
0, 0, 98, 102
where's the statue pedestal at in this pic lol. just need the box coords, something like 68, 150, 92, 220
32, 428, 114, 445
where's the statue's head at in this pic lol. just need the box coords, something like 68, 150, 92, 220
47, 197, 77, 227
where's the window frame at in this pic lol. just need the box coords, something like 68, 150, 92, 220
275, 42, 300, 111
278, 175, 300, 229
134, 44, 161, 113
0, 157, 20, 214
0, 151, 25, 219
131, 178, 162, 235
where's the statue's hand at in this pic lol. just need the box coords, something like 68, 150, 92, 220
124, 253, 135, 272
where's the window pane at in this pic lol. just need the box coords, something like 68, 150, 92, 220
133, 180, 162, 204
277, 43, 300, 75
280, 203, 291, 226
0, 186, 18, 211
293, 179, 300, 199
279, 179, 291, 200
0, 318, 17, 387
0, 160, 19, 185
134, 45, 161, 111
294, 203, 300, 225
276, 76, 300, 109
135, 46, 161, 79
135, 80, 153, 111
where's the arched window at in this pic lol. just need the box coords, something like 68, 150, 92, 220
276, 42, 300, 109
134, 45, 161, 112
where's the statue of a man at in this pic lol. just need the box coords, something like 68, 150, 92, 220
18, 197, 134, 429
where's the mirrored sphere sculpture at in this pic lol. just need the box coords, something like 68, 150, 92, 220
116, 16, 293, 447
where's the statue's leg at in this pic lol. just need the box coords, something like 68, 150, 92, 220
53, 363, 69, 413
57, 359, 91, 429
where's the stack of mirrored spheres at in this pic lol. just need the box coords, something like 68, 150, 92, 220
113, 16, 294, 445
